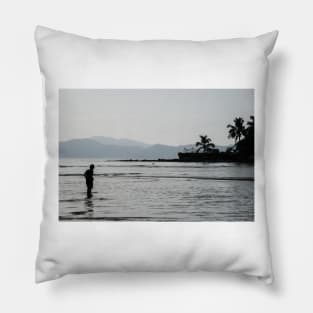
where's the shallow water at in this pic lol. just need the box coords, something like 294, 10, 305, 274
59, 159, 254, 221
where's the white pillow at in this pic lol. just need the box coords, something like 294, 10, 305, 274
35, 26, 278, 283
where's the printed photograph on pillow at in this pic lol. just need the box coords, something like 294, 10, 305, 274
59, 89, 254, 222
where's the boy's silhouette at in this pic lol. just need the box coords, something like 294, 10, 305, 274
84, 164, 94, 198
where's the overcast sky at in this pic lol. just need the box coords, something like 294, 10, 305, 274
59, 89, 254, 146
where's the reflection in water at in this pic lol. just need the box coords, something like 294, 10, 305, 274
85, 198, 94, 213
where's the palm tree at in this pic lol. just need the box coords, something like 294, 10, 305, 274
247, 115, 254, 127
227, 117, 245, 143
195, 135, 215, 153
242, 115, 255, 157
228, 116, 255, 158
245, 115, 254, 138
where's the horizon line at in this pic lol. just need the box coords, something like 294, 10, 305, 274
59, 136, 231, 147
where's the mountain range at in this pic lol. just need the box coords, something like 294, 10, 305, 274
59, 136, 227, 159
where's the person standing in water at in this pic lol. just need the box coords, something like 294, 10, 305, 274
84, 164, 95, 198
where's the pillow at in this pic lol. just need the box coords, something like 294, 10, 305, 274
35, 26, 278, 283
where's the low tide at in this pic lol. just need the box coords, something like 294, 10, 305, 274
59, 158, 254, 222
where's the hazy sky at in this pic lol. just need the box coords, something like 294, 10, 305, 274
59, 89, 254, 146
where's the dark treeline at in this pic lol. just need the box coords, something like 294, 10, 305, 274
178, 116, 254, 163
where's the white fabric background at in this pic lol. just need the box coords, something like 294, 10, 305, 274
0, 0, 312, 312
35, 26, 275, 283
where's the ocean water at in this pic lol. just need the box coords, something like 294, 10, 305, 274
59, 159, 254, 221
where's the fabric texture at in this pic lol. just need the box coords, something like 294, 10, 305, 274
35, 26, 278, 283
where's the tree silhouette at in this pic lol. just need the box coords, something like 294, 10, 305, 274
195, 135, 215, 153
227, 117, 245, 143
245, 115, 254, 138
228, 115, 255, 158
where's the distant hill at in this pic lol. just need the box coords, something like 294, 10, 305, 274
91, 136, 149, 148
59, 138, 143, 159
59, 136, 227, 159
